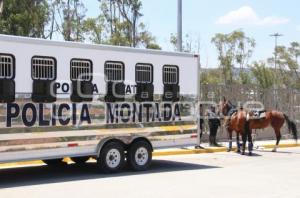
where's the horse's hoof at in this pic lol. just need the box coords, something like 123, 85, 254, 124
237, 150, 241, 153
272, 149, 277, 152
249, 152, 252, 156
227, 149, 232, 152
241, 152, 245, 155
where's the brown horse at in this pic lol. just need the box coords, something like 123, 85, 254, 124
220, 97, 298, 154
219, 99, 251, 155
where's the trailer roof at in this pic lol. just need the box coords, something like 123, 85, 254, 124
0, 34, 198, 58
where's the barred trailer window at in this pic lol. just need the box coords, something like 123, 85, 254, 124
71, 59, 92, 81
0, 54, 14, 79
136, 64, 153, 83
32, 57, 56, 80
163, 65, 179, 84
104, 62, 124, 82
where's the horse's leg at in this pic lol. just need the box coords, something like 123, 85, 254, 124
236, 133, 241, 153
241, 131, 247, 155
228, 130, 233, 152
272, 128, 281, 152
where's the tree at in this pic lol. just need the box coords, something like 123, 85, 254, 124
61, 0, 86, 41
250, 61, 274, 89
288, 42, 300, 80
96, 0, 160, 48
83, 16, 106, 44
170, 33, 201, 53
137, 23, 161, 49
0, 0, 49, 38
267, 42, 300, 88
116, 0, 142, 47
46, 0, 62, 40
211, 30, 255, 84
200, 69, 223, 85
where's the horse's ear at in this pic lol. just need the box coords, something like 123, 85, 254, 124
223, 96, 226, 102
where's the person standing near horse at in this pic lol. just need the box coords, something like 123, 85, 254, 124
195, 104, 205, 149
207, 106, 221, 147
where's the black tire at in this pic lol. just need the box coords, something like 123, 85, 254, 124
43, 158, 65, 166
71, 156, 90, 164
97, 142, 125, 173
127, 141, 152, 171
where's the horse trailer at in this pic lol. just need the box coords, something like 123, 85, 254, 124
0, 34, 200, 172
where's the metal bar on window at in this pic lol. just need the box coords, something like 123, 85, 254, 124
0, 55, 14, 80
32, 57, 56, 81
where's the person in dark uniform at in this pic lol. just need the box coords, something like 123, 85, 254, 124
207, 106, 221, 147
195, 104, 205, 149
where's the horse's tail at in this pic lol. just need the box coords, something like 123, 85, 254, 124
284, 114, 298, 142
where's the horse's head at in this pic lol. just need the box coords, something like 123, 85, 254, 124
219, 97, 232, 116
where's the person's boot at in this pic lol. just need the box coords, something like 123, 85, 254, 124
213, 137, 222, 147
209, 136, 214, 147
195, 145, 205, 149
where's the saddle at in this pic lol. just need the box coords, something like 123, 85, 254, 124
249, 110, 266, 120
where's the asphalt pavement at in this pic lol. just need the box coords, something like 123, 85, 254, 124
1, 146, 300, 198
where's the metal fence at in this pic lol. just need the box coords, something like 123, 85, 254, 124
199, 84, 300, 141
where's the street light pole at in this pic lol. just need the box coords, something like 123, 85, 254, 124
177, 0, 182, 52
270, 33, 283, 72
0, 0, 4, 14
270, 33, 283, 109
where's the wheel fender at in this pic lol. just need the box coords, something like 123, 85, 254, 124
96, 138, 126, 158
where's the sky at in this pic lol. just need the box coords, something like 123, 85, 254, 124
85, 0, 300, 68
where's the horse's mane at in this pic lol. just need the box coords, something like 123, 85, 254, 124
227, 100, 236, 109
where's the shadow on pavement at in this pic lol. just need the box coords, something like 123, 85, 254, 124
0, 160, 220, 189
254, 149, 300, 155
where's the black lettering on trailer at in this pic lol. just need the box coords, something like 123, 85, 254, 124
22, 103, 37, 127
6, 103, 20, 127
120, 103, 131, 123
80, 104, 91, 124
39, 103, 50, 126
58, 103, 71, 126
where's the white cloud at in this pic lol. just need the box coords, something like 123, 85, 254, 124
216, 6, 290, 26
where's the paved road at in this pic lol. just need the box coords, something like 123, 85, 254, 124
1, 147, 300, 198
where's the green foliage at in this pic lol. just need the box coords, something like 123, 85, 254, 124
170, 33, 200, 53
60, 0, 86, 41
83, 16, 106, 44
96, 0, 160, 48
0, 0, 160, 49
239, 71, 252, 85
0, 0, 49, 38
268, 42, 300, 88
211, 30, 255, 85
250, 61, 274, 89
200, 69, 223, 85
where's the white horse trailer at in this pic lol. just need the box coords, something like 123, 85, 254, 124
0, 34, 200, 172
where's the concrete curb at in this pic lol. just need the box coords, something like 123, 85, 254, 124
153, 143, 300, 156
1, 143, 299, 168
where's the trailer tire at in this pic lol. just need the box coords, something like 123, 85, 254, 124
71, 157, 90, 164
43, 158, 65, 166
127, 141, 152, 171
97, 141, 125, 173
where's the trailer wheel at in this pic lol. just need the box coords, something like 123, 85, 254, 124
127, 141, 152, 171
97, 142, 125, 173
71, 157, 90, 164
43, 158, 65, 166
